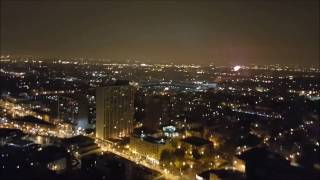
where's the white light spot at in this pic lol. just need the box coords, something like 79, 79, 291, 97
233, 65, 241, 71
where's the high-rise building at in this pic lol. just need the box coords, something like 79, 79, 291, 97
142, 95, 170, 131
96, 82, 134, 140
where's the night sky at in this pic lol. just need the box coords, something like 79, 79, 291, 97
1, 0, 319, 66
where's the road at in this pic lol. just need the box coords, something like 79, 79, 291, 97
96, 138, 181, 180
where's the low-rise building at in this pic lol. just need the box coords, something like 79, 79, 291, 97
0, 128, 24, 145
130, 135, 171, 162
31, 146, 71, 174
181, 136, 214, 159
196, 169, 245, 180
61, 135, 100, 158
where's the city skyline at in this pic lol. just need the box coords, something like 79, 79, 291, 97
1, 0, 319, 66
0, 1, 319, 180
0, 55, 319, 180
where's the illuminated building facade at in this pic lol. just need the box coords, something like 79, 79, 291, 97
96, 83, 134, 139
130, 136, 170, 162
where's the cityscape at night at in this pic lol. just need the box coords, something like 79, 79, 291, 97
0, 0, 319, 180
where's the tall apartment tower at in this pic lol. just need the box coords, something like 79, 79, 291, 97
143, 95, 170, 131
96, 82, 134, 140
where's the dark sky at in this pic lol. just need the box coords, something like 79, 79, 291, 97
1, 0, 319, 66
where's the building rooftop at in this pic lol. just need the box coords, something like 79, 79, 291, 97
239, 147, 288, 165
61, 135, 94, 145
239, 147, 318, 180
0, 128, 24, 138
197, 169, 245, 180
144, 135, 167, 144
181, 136, 212, 147
15, 116, 54, 127
7, 139, 35, 148
31, 146, 69, 163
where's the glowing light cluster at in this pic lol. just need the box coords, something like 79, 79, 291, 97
233, 65, 241, 71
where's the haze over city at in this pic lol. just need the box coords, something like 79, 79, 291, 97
1, 0, 319, 66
